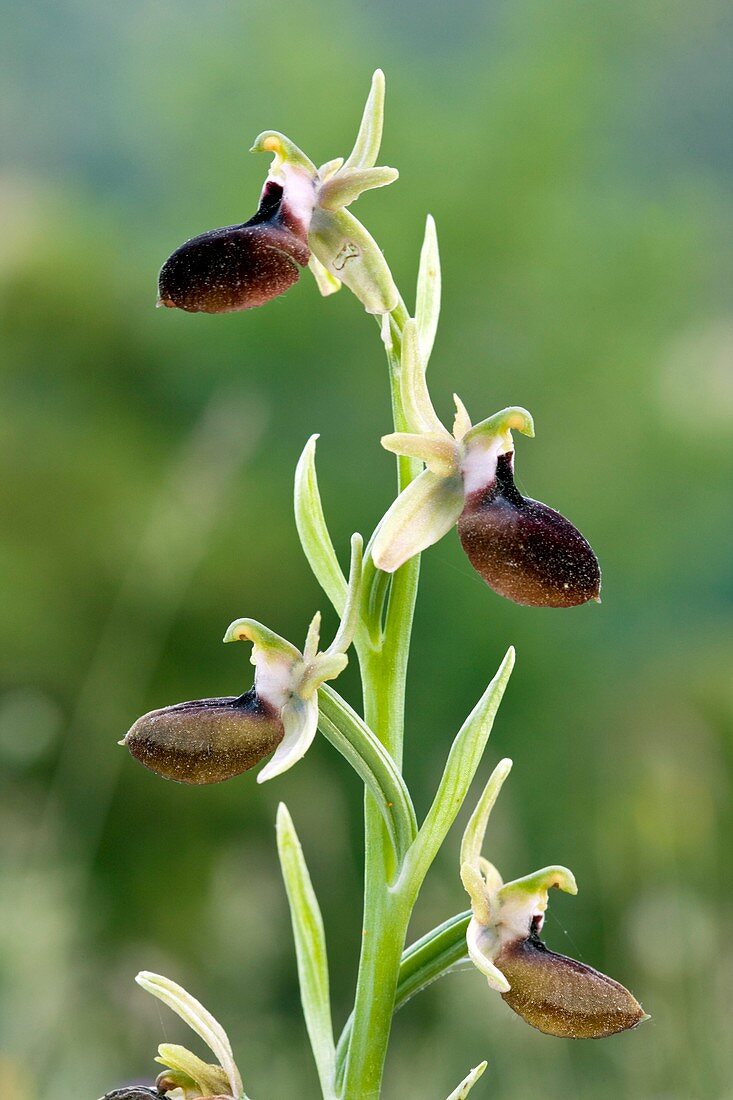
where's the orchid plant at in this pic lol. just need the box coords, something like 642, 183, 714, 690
103, 72, 645, 1100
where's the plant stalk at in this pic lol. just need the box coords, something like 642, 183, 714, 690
340, 300, 423, 1099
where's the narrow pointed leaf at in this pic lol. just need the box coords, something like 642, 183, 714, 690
405, 648, 515, 886
294, 435, 348, 615
372, 469, 464, 573
415, 215, 441, 367
310, 206, 398, 314
135, 972, 243, 1100
344, 69, 386, 170
318, 684, 417, 863
276, 803, 336, 1099
446, 1061, 488, 1100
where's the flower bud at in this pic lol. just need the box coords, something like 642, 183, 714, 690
158, 180, 311, 313
457, 452, 601, 608
123, 690, 283, 785
496, 921, 646, 1038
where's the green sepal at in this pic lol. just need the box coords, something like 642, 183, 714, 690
460, 759, 513, 877
399, 317, 447, 436
415, 215, 441, 368
371, 469, 464, 573
343, 69, 386, 170
309, 206, 399, 315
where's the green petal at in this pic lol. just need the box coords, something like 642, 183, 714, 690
381, 431, 458, 476
318, 166, 399, 210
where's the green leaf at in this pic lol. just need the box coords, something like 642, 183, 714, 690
294, 435, 348, 616
135, 972, 243, 1100
317, 684, 418, 864
415, 215, 441, 368
404, 648, 515, 888
446, 1061, 488, 1099
276, 803, 336, 1100
394, 911, 471, 1009
344, 69, 386, 170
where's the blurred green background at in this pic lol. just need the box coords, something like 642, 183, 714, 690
1, 0, 732, 1096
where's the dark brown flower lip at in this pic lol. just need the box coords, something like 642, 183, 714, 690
496, 928, 646, 1039
156, 688, 278, 720
457, 451, 601, 608
157, 181, 311, 314
123, 688, 284, 785
98, 1089, 162, 1100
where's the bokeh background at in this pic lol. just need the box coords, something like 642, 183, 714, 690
2, 0, 732, 1096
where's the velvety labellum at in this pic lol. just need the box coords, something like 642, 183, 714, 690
497, 929, 645, 1039
99, 1090, 162, 1100
457, 453, 601, 608
124, 690, 284, 784
158, 181, 311, 313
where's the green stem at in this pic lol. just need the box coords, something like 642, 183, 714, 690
335, 911, 471, 1083
341, 300, 423, 1100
